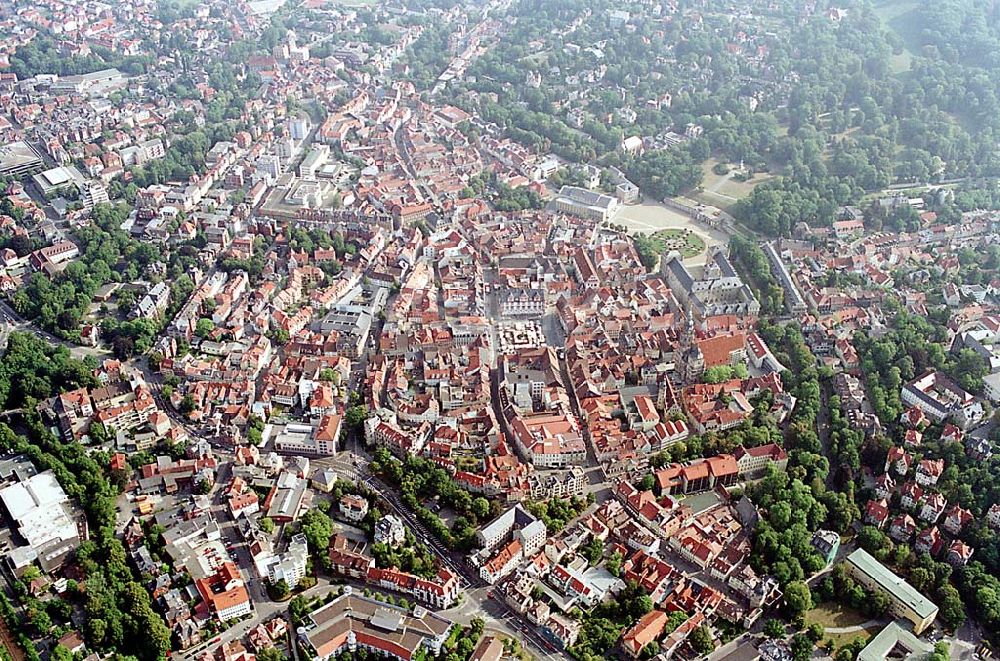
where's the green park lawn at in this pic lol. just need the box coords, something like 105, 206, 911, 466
644, 228, 706, 259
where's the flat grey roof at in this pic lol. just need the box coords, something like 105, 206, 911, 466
858, 621, 933, 661
0, 141, 43, 170
847, 549, 938, 620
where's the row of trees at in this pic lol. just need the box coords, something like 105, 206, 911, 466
524, 496, 590, 534
369, 449, 497, 550
729, 235, 785, 316
758, 321, 832, 487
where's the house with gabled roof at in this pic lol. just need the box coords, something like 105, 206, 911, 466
915, 526, 943, 556
915, 458, 944, 487
889, 514, 917, 543
900, 481, 924, 510
919, 492, 947, 524
885, 446, 911, 476
865, 499, 890, 528
942, 504, 973, 536
946, 540, 974, 567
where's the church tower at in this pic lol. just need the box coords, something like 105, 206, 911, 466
679, 304, 704, 383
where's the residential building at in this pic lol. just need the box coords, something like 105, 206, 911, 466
339, 494, 369, 523
267, 535, 309, 587
374, 515, 406, 545
195, 562, 252, 622
811, 530, 840, 566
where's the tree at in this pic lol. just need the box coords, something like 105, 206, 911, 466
270, 578, 290, 600
582, 537, 604, 565
112, 335, 136, 359
688, 625, 714, 656
868, 590, 890, 618
606, 550, 623, 577
471, 497, 491, 520
763, 618, 785, 639
632, 235, 660, 271
289, 595, 312, 626
51, 645, 74, 661
258, 648, 287, 661
300, 508, 333, 551
259, 517, 275, 534
179, 394, 196, 415
345, 405, 368, 433
938, 583, 965, 629
195, 318, 214, 339
929, 642, 950, 661
857, 526, 891, 559
790, 634, 814, 661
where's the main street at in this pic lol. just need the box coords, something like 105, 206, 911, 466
313, 452, 567, 661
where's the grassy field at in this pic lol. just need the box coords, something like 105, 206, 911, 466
805, 602, 869, 629
873, 1, 923, 73
822, 628, 879, 654
806, 603, 880, 654
695, 158, 774, 211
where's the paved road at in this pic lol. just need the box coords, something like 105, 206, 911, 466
946, 619, 984, 661
823, 618, 886, 634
